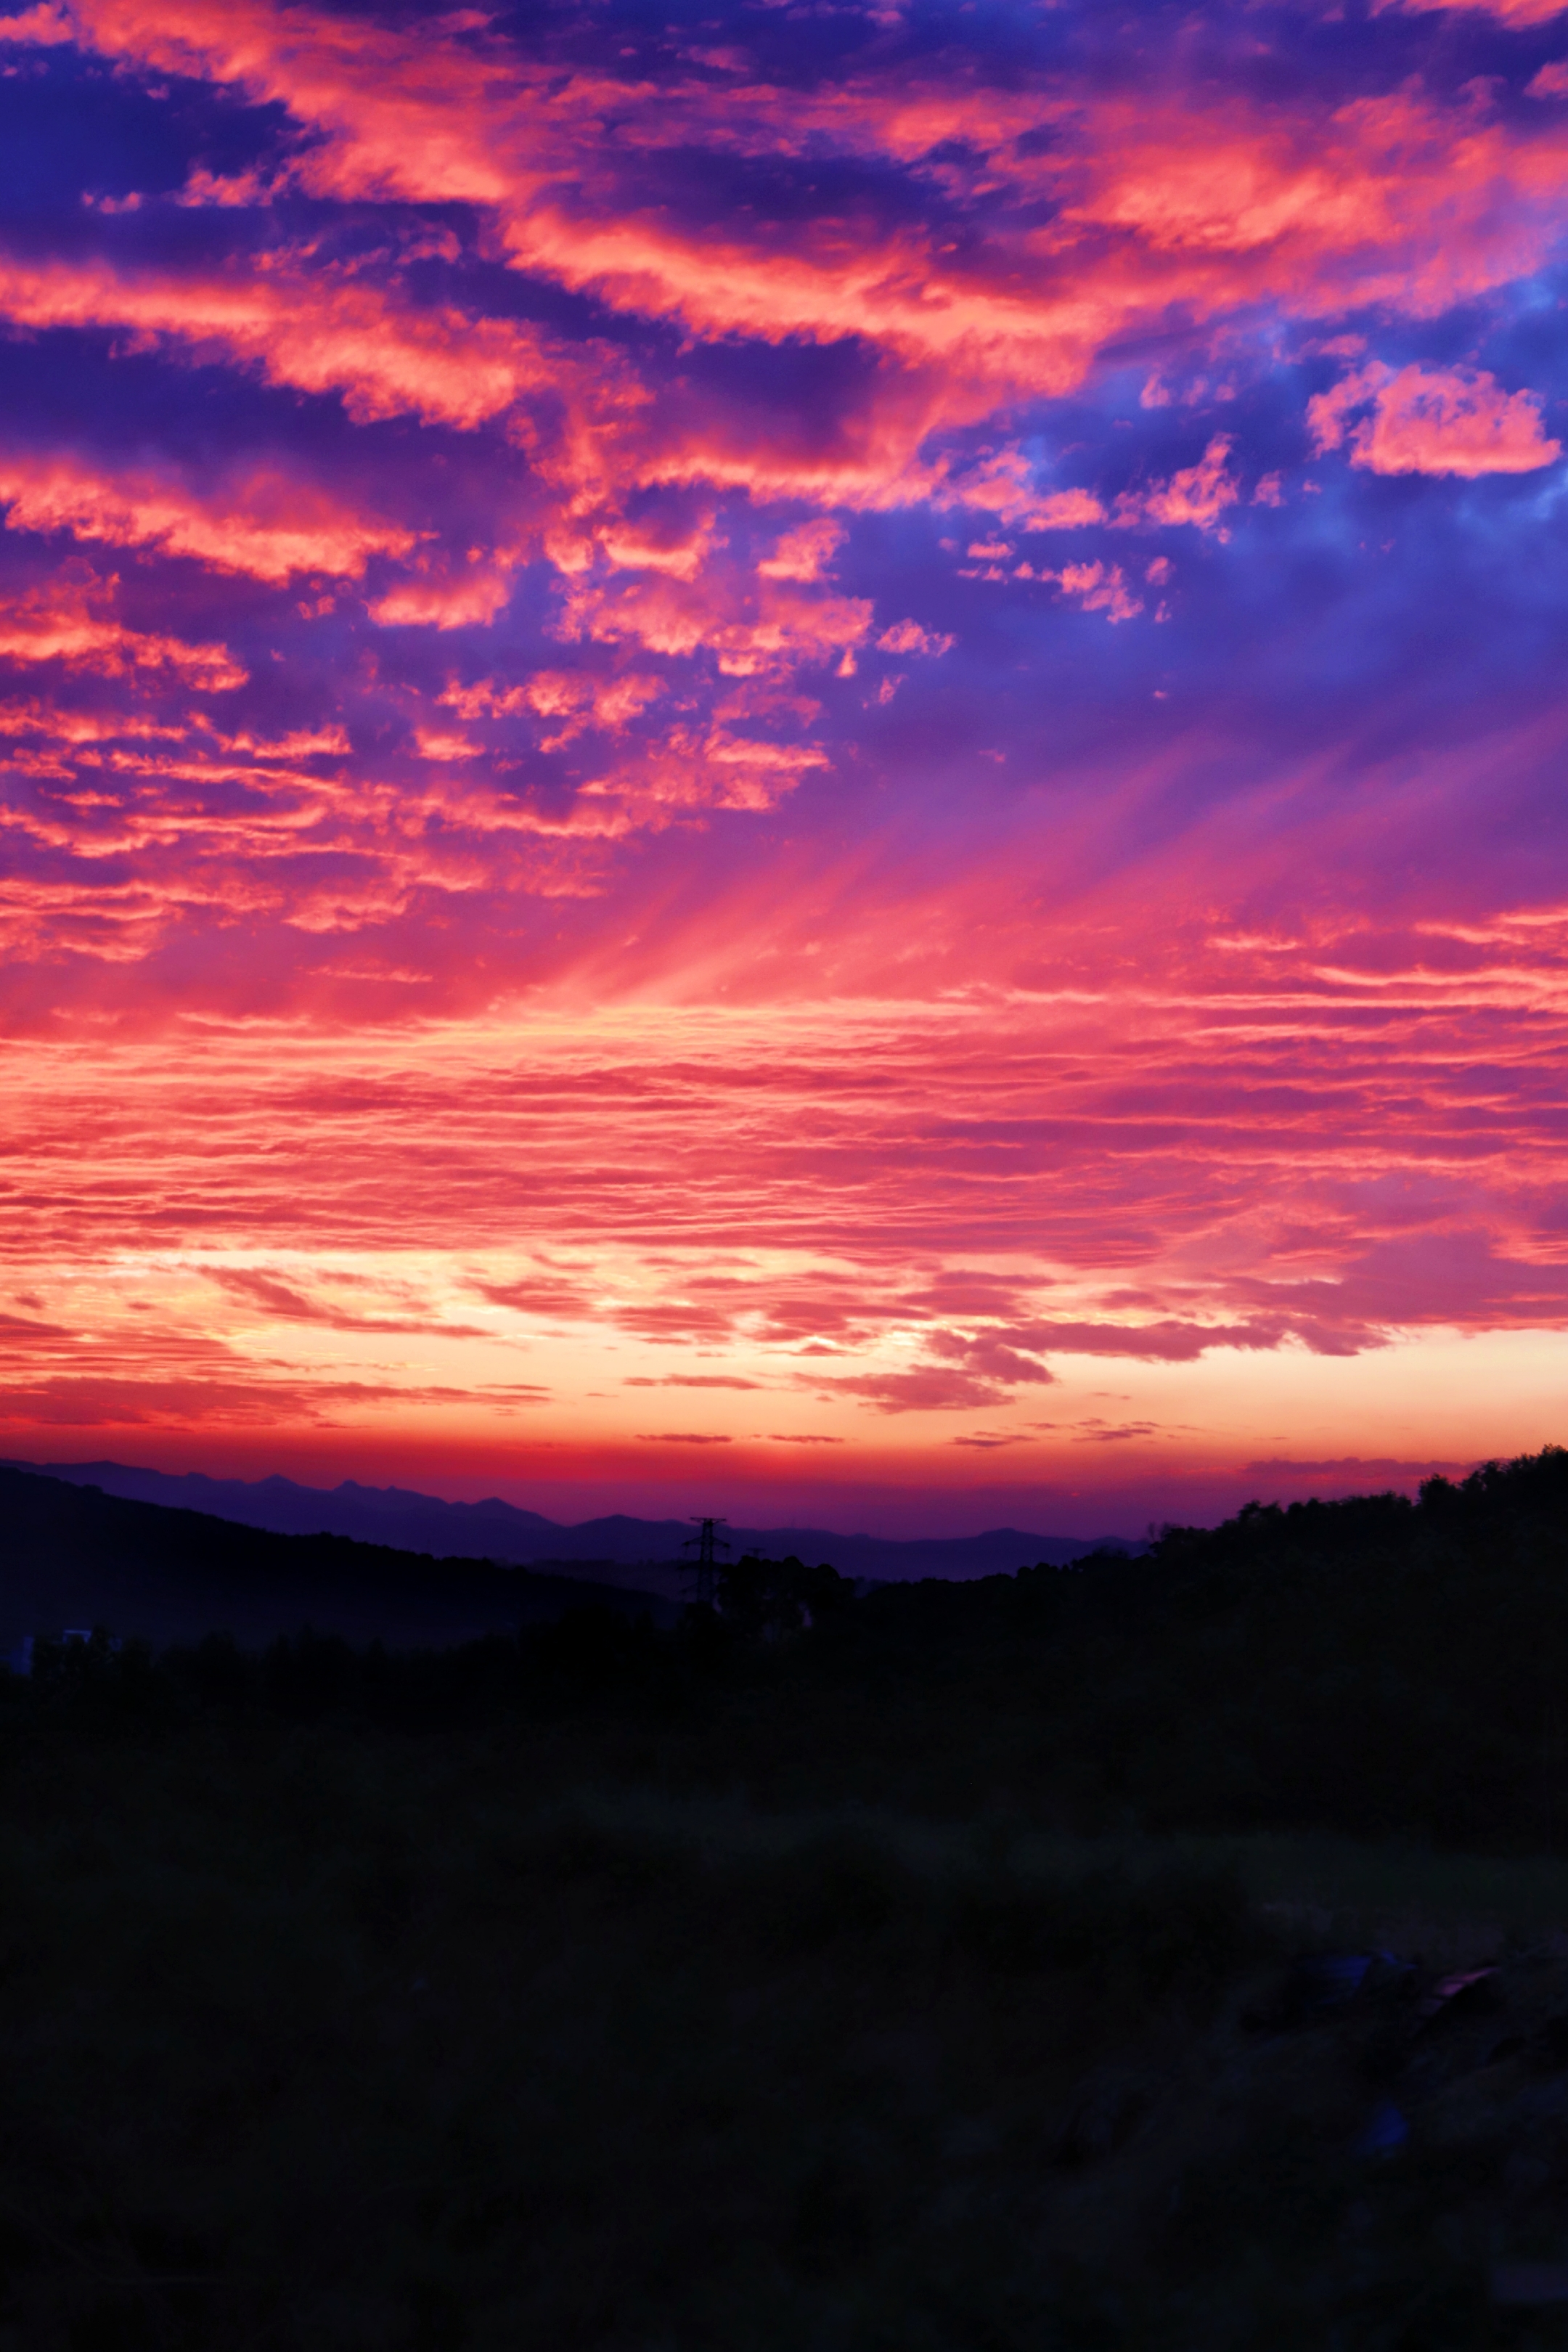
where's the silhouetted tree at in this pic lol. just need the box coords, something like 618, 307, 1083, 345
716, 1553, 849, 1639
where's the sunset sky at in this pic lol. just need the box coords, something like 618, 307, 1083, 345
3, 0, 1568, 1537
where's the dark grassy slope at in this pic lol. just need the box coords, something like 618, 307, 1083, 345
0, 1466, 675, 1649
6, 1451, 1568, 2348
0, 1730, 1265, 2352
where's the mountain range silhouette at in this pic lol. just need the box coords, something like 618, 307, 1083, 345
4, 1458, 1140, 1605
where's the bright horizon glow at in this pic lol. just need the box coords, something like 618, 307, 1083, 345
3, 0, 1568, 1537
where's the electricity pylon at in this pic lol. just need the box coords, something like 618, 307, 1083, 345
681, 1516, 730, 1608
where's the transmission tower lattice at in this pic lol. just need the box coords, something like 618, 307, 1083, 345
681, 1516, 730, 1608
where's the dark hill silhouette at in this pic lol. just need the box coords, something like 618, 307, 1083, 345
9, 1447, 1568, 2348
2, 1456, 1142, 1596
0, 1466, 675, 1651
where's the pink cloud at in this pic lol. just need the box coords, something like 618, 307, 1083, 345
439, 669, 666, 749
637, 1430, 733, 1442
1043, 562, 1143, 622
0, 574, 245, 686
1245, 1455, 1472, 1481
0, 454, 417, 582
600, 514, 717, 582
1116, 436, 1241, 535
876, 620, 955, 656
555, 563, 873, 677
207, 1267, 491, 1337
0, 251, 579, 430
828, 1367, 1017, 1413
1388, 0, 1567, 22
0, 4, 73, 39
1307, 362, 1561, 478
369, 568, 517, 630
412, 729, 482, 761
476, 1273, 600, 1318
998, 1319, 1289, 1362
15, 0, 1568, 533
939, 452, 1106, 532
758, 520, 845, 583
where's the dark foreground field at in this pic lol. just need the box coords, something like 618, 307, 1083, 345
9, 1450, 1568, 2348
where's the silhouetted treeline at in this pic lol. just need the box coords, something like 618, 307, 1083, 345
9, 1448, 1568, 1850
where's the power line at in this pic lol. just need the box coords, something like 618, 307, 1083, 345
680, 1516, 730, 1609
